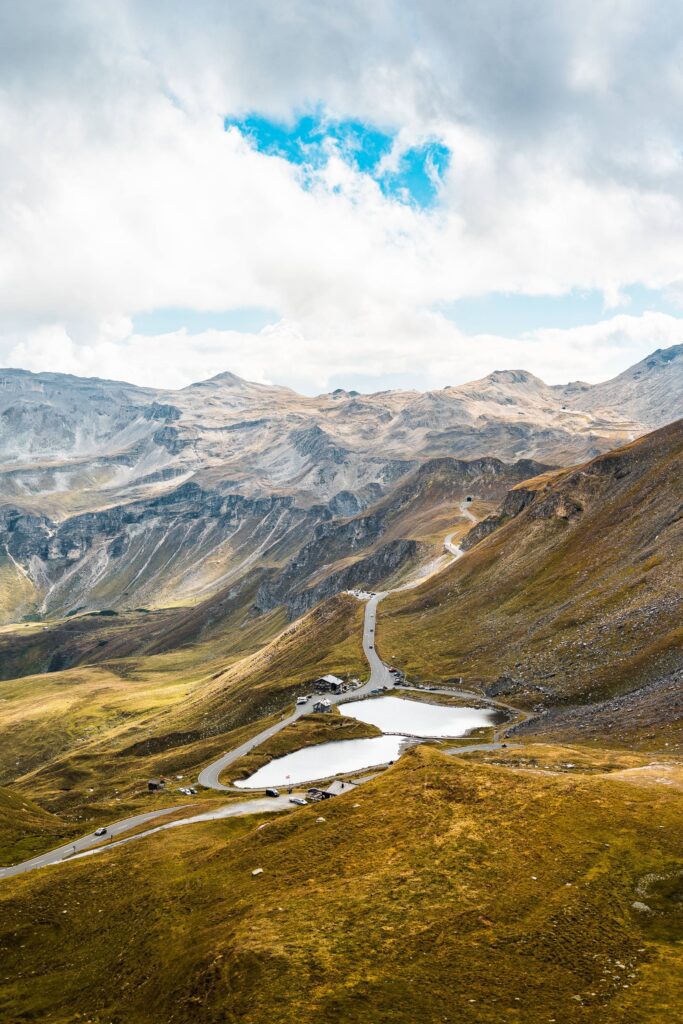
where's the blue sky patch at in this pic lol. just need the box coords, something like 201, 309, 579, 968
133, 307, 277, 336
225, 112, 449, 207
438, 284, 681, 336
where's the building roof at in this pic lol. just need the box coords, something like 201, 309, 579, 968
319, 674, 343, 684
323, 779, 357, 796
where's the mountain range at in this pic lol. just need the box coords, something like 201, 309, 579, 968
1, 344, 681, 624
0, 346, 681, 1024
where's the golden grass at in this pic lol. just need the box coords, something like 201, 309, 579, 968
0, 788, 77, 867
378, 425, 683, 738
0, 746, 680, 1023
0, 595, 366, 826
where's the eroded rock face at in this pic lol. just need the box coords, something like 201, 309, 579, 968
0, 487, 316, 620
255, 455, 550, 618
529, 492, 583, 521
273, 539, 423, 620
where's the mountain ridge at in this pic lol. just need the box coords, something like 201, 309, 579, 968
0, 345, 680, 623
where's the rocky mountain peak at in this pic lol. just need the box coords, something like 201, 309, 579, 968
484, 368, 547, 388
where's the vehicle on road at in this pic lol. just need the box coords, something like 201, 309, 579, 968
265, 788, 280, 798
94, 827, 108, 837
296, 696, 308, 705
289, 797, 307, 806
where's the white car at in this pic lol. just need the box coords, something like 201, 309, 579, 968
296, 696, 308, 705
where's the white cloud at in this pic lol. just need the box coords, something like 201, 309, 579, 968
2, 1, 683, 390
5, 310, 682, 394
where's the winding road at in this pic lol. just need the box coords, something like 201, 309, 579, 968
1, 500, 516, 881
197, 592, 395, 791
0, 805, 188, 880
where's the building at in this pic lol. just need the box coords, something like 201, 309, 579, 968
306, 787, 333, 801
306, 779, 357, 800
147, 778, 166, 792
322, 779, 356, 797
312, 697, 332, 713
314, 673, 345, 694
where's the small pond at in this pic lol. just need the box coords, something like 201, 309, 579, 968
340, 695, 496, 738
233, 735, 407, 789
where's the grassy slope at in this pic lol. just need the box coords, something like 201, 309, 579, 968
4, 595, 366, 819
380, 421, 683, 744
0, 556, 38, 624
0, 567, 285, 682
0, 746, 681, 1024
0, 788, 77, 868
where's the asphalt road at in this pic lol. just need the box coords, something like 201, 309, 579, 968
0, 796, 299, 880
199, 500, 484, 790
198, 593, 393, 791
1, 499, 517, 881
444, 501, 477, 555
0, 804, 189, 880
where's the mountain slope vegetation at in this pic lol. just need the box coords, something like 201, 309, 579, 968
381, 419, 683, 749
1, 746, 681, 1024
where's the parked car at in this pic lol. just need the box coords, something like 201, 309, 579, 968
289, 797, 307, 806
265, 788, 280, 798
296, 696, 308, 705
188, 787, 197, 795
94, 827, 108, 837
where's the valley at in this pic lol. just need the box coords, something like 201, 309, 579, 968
0, 351, 681, 1023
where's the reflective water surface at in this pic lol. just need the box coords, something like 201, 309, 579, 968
233, 735, 407, 788
340, 695, 495, 737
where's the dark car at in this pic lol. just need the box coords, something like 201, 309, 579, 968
265, 788, 280, 798
94, 827, 108, 837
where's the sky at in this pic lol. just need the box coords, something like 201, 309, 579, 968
2, 0, 683, 393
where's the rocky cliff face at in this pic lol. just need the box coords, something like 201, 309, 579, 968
0, 485, 320, 621
275, 539, 423, 620
0, 451, 550, 623
566, 344, 683, 429
254, 455, 551, 620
